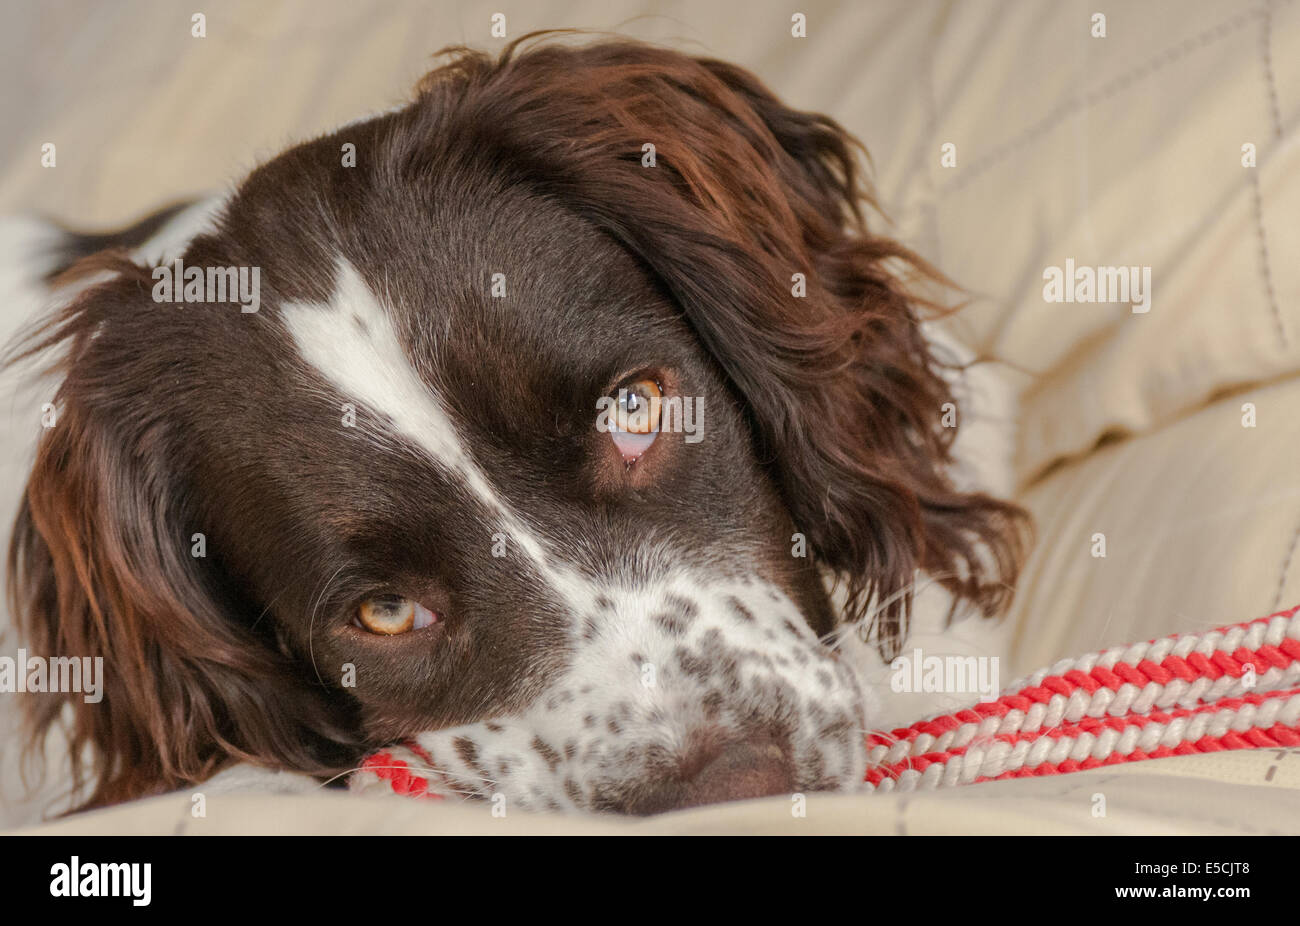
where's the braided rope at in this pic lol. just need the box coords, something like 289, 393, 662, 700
357, 740, 446, 799
864, 605, 1300, 792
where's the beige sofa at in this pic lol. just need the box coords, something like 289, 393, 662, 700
2, 0, 1298, 834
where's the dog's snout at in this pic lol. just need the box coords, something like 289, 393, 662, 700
621, 734, 794, 815
690, 738, 794, 807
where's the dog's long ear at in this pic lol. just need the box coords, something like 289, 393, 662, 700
6, 257, 355, 809
427, 36, 1029, 654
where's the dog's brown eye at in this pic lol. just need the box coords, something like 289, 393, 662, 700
356, 595, 437, 635
605, 379, 662, 464
617, 380, 662, 435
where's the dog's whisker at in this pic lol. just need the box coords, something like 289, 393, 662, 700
306, 563, 349, 688
319, 765, 490, 799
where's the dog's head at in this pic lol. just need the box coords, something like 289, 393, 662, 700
8, 36, 1025, 813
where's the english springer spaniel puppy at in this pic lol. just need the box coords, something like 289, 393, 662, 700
5, 35, 1026, 815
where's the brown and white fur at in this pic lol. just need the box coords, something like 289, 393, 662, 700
1, 35, 1027, 817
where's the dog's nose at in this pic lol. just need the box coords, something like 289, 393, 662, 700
621, 735, 795, 815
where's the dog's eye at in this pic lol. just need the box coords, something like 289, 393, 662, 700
617, 380, 662, 434
610, 379, 662, 462
355, 595, 438, 635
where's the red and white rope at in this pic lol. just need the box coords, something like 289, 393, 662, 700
864, 605, 1300, 792
356, 739, 447, 800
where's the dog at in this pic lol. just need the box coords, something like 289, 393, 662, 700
4, 35, 1027, 815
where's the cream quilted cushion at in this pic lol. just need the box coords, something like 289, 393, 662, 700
3, 0, 1298, 833
898, 0, 1300, 482
1007, 375, 1300, 676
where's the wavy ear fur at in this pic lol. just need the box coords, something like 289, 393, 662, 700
406, 34, 1029, 655
6, 257, 357, 810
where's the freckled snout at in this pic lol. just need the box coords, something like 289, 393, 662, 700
390, 580, 870, 813
618, 731, 795, 815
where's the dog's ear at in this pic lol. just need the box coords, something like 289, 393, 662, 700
433, 36, 1029, 654
677, 55, 1031, 651
6, 257, 355, 809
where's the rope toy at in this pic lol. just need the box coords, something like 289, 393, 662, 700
354, 604, 1300, 800
867, 604, 1300, 791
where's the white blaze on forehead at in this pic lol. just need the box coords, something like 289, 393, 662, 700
280, 257, 597, 611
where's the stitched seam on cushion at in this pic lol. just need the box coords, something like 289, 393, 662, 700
1273, 519, 1300, 613
1248, 159, 1286, 347
921, 4, 946, 271
1254, 0, 1287, 347
1261, 0, 1284, 141
894, 793, 912, 836
941, 8, 1260, 196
